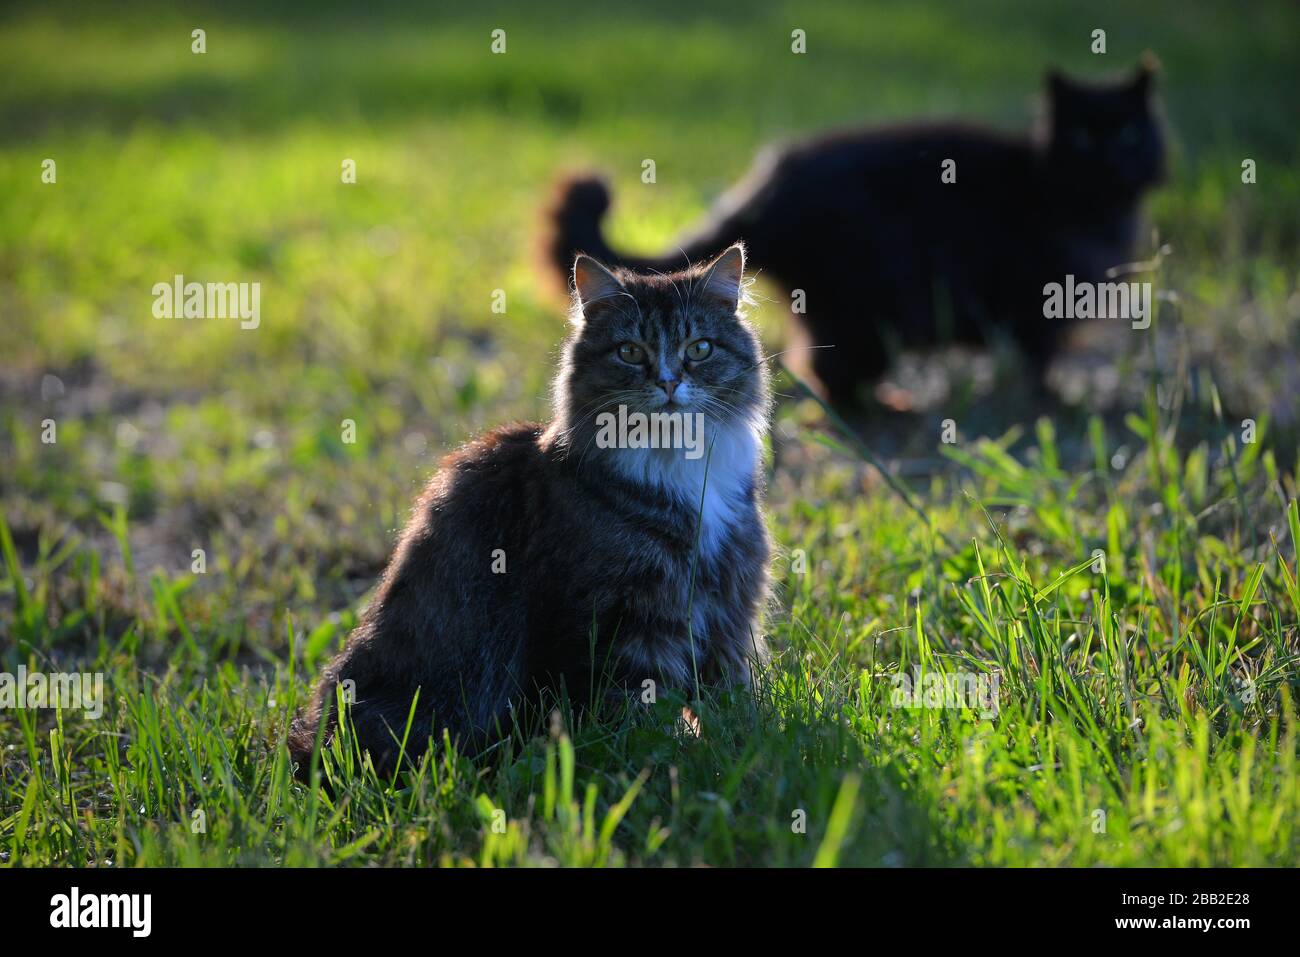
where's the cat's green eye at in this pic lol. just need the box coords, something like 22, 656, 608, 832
617, 342, 645, 364
686, 339, 713, 361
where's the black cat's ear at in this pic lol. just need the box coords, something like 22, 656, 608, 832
572, 255, 626, 312
1133, 51, 1160, 94
699, 244, 747, 309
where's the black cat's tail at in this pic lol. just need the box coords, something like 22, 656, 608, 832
541, 173, 741, 290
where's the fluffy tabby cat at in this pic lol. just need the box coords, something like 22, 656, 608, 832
288, 245, 770, 777
545, 59, 1165, 404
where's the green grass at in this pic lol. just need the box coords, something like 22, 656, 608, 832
1, 0, 1298, 866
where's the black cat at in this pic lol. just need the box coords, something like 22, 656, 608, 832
545, 59, 1165, 404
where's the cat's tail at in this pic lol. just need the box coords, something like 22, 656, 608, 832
286, 710, 326, 782
286, 682, 442, 783
286, 674, 342, 782
541, 173, 740, 289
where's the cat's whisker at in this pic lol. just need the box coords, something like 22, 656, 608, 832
563, 387, 659, 466
709, 383, 798, 405
747, 343, 837, 372
695, 395, 747, 429
566, 389, 643, 421
554, 390, 648, 446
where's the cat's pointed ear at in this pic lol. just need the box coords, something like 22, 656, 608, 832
1133, 51, 1160, 94
699, 244, 747, 309
1045, 68, 1069, 96
572, 255, 626, 311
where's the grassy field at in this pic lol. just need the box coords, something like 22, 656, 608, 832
1, 0, 1298, 866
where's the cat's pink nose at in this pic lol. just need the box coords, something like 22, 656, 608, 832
657, 377, 679, 401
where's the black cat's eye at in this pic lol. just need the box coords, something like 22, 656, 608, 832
685, 339, 713, 361
1070, 128, 1093, 150
1118, 123, 1141, 147
616, 342, 646, 364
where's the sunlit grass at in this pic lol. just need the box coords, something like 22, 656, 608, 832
1, 0, 1298, 866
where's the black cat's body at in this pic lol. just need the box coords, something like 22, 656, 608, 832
289, 248, 770, 777
545, 63, 1164, 403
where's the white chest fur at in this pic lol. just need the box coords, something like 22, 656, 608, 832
609, 417, 763, 562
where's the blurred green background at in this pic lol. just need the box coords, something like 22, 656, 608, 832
1, 1, 1298, 866
3, 1, 1296, 586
